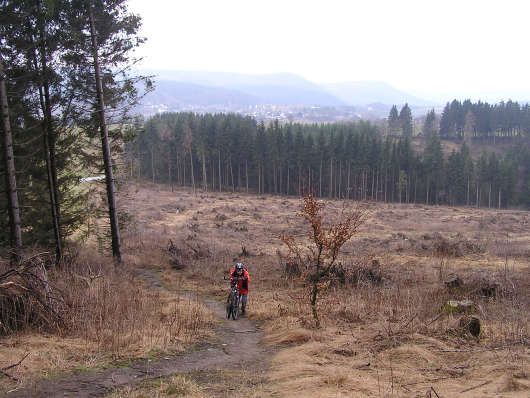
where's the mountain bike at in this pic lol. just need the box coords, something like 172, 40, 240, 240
226, 279, 240, 320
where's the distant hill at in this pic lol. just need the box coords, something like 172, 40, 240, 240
143, 70, 345, 107
322, 81, 436, 107
142, 80, 262, 107
138, 70, 438, 118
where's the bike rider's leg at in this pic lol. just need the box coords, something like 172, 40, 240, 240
241, 294, 248, 313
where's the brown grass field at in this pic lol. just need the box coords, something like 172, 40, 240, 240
1, 181, 529, 397
113, 182, 529, 397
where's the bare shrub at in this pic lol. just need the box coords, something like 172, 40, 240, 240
1, 243, 214, 362
331, 257, 384, 287
280, 194, 368, 327
56, 252, 213, 355
425, 233, 484, 257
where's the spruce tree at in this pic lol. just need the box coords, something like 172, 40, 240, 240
388, 105, 400, 136
423, 109, 436, 139
399, 103, 413, 137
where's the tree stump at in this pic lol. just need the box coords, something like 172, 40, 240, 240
443, 299, 475, 314
459, 316, 481, 337
444, 274, 463, 289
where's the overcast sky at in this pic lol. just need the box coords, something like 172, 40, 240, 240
128, 0, 529, 101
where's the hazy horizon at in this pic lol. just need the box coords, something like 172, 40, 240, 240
129, 0, 530, 104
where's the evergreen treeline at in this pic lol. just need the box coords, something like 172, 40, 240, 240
0, 0, 148, 262
133, 112, 530, 209
439, 99, 530, 140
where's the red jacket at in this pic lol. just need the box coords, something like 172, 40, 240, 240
230, 268, 250, 295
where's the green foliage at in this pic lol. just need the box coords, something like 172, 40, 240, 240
399, 103, 413, 137
439, 99, 530, 139
423, 108, 437, 138
0, 0, 148, 255
134, 112, 527, 209
387, 105, 400, 135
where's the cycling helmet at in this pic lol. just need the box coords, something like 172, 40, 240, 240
235, 263, 244, 272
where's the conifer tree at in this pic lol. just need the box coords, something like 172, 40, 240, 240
399, 103, 413, 137
388, 105, 400, 136
423, 109, 436, 139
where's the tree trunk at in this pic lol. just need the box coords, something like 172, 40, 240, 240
258, 163, 261, 194
414, 174, 418, 203
42, 124, 62, 258
0, 57, 22, 260
466, 176, 470, 206
189, 146, 195, 194
229, 156, 234, 192
151, 146, 155, 184
287, 164, 291, 196
347, 161, 351, 199
329, 158, 333, 198
218, 150, 221, 192
35, 2, 62, 264
273, 161, 277, 194
31, 47, 62, 264
298, 164, 301, 196
245, 159, 248, 193
319, 159, 322, 197
168, 146, 173, 192
202, 152, 207, 191
371, 168, 375, 200
89, 2, 121, 262
279, 163, 282, 195
237, 161, 240, 191
338, 160, 342, 199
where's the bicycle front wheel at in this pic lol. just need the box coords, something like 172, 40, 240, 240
226, 295, 232, 319
232, 296, 239, 320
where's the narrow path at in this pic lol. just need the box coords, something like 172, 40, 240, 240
4, 268, 267, 398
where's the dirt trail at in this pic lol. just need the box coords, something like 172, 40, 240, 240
3, 268, 267, 398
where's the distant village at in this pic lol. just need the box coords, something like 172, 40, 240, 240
140, 102, 395, 123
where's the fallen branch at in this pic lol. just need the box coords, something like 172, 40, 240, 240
0, 369, 18, 382
432, 387, 442, 398
1, 352, 30, 372
398, 313, 417, 331
426, 312, 444, 326
403, 377, 453, 387
0, 352, 30, 382
459, 380, 491, 393
0, 253, 66, 334
428, 387, 442, 398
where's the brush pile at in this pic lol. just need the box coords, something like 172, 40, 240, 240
0, 254, 66, 335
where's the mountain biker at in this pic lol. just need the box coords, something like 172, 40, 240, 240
230, 263, 250, 314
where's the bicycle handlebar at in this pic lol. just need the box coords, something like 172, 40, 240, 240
230, 276, 248, 281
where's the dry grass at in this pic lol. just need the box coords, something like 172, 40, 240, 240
0, 243, 215, 391
3, 181, 528, 396
106, 368, 272, 398
108, 375, 205, 398
116, 182, 529, 397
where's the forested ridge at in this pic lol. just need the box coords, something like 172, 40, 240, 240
133, 110, 530, 209
439, 99, 530, 139
0, 0, 148, 260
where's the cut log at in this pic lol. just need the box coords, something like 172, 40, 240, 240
459, 316, 481, 337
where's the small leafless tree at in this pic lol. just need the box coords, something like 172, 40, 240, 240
280, 194, 367, 327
